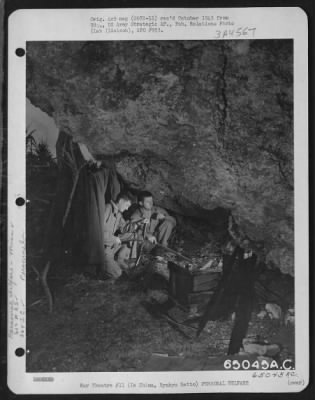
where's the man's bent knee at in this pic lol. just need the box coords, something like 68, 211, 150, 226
116, 245, 130, 261
107, 266, 122, 279
165, 216, 176, 227
104, 256, 123, 279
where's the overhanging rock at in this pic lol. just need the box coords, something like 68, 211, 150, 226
26, 40, 294, 275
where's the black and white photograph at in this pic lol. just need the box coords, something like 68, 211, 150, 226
7, 7, 309, 394
25, 38, 296, 372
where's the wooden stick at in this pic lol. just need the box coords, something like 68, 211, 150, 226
121, 239, 193, 263
135, 222, 148, 267
31, 265, 41, 280
159, 313, 194, 339
62, 164, 85, 228
200, 258, 214, 270
28, 298, 44, 308
167, 293, 189, 312
30, 196, 51, 205
41, 261, 53, 313
155, 243, 193, 263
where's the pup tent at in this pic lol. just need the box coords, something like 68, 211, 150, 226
40, 131, 126, 311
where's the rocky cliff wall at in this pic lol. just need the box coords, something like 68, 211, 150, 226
26, 40, 294, 274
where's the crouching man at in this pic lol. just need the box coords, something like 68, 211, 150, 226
101, 192, 133, 280
130, 191, 176, 248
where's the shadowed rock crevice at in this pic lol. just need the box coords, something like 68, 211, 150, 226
26, 40, 294, 275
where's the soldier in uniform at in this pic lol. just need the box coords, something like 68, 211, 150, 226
130, 191, 176, 248
102, 192, 133, 279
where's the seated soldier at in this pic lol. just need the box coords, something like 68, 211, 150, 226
102, 192, 133, 279
130, 191, 176, 249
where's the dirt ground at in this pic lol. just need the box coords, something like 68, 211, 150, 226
26, 244, 295, 373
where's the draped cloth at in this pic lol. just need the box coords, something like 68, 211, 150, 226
197, 247, 261, 354
43, 131, 122, 273
69, 165, 122, 272
43, 131, 86, 261
108, 168, 121, 202
70, 165, 110, 270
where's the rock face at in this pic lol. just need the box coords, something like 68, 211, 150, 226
26, 40, 294, 274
